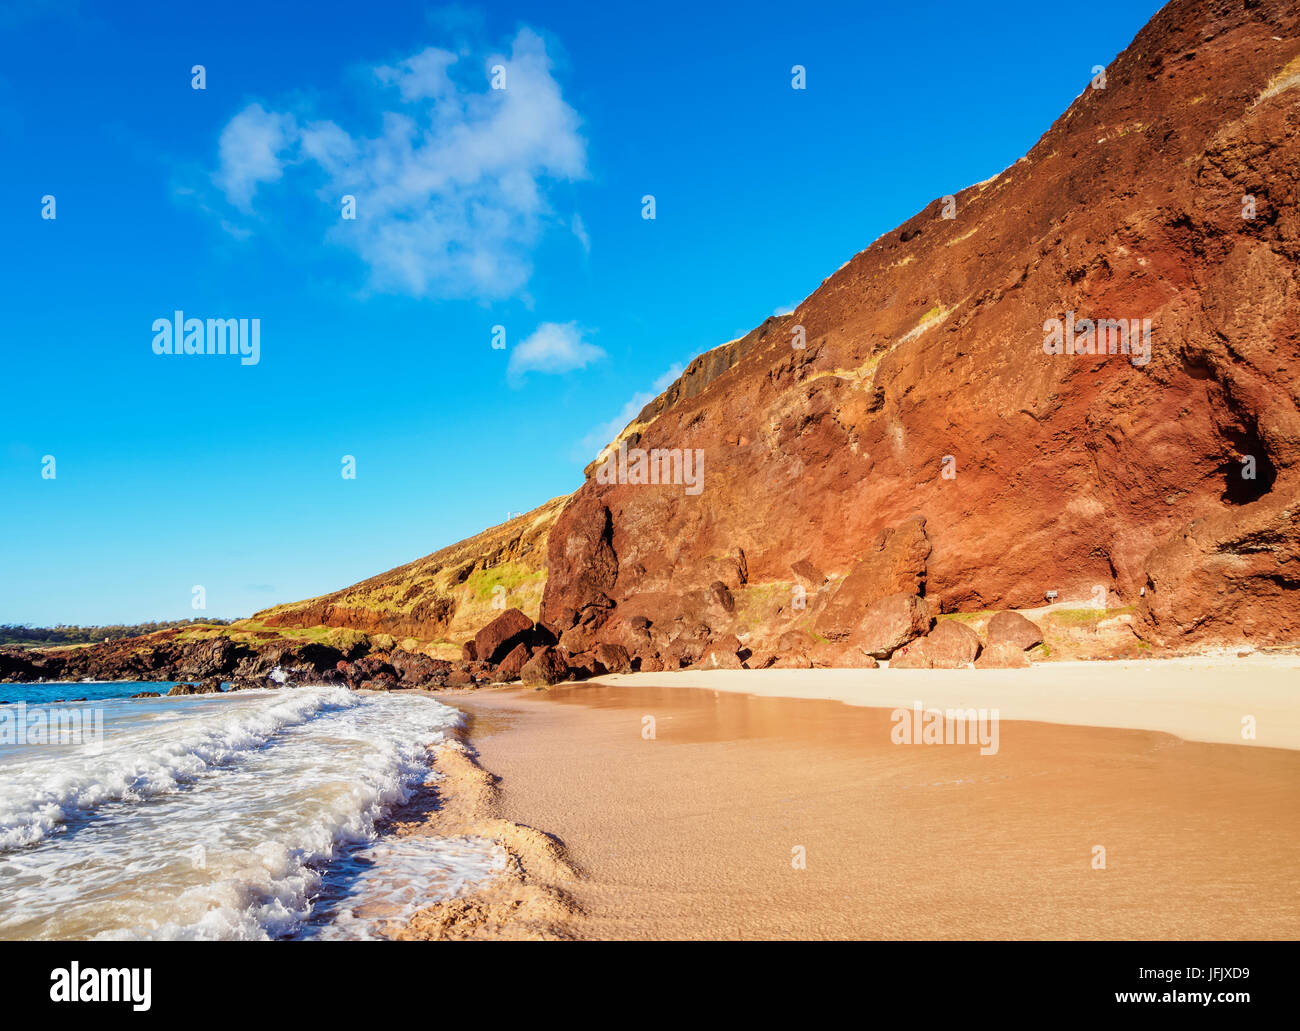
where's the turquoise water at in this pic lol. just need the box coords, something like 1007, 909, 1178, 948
0, 681, 212, 705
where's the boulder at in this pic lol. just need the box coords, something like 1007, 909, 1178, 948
461, 640, 478, 662
474, 608, 535, 665
495, 643, 531, 681
446, 669, 475, 687
559, 622, 597, 654
845, 593, 933, 659
887, 641, 932, 669
699, 634, 744, 669
808, 638, 879, 668
592, 642, 632, 674
661, 635, 707, 669
565, 652, 604, 679
975, 642, 1033, 669
987, 611, 1044, 651
521, 647, 569, 687
919, 620, 982, 668
708, 581, 736, 613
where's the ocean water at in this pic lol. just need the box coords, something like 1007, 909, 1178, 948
0, 683, 503, 940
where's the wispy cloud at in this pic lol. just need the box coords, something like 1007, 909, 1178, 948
208, 27, 587, 300
214, 103, 297, 212
571, 213, 590, 255
508, 322, 604, 382
578, 364, 683, 456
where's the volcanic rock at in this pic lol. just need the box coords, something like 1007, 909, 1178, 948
921, 620, 983, 668
987, 612, 1044, 651
474, 608, 534, 665
791, 559, 827, 586
814, 519, 931, 641
975, 642, 1033, 669
845, 594, 934, 660
699, 634, 744, 669
592, 642, 632, 674
708, 581, 736, 613
521, 646, 569, 687
887, 641, 932, 669
496, 642, 531, 680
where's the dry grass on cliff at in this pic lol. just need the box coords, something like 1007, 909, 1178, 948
246, 495, 569, 653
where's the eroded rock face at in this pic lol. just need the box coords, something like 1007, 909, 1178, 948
815, 519, 931, 641
527, 0, 1300, 654
987, 612, 1044, 651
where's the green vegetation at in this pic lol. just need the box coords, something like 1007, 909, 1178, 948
174, 620, 368, 649
1, 619, 233, 649
1049, 606, 1133, 626
465, 562, 545, 603
936, 609, 994, 624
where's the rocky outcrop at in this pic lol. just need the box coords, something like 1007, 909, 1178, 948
699, 634, 745, 669
592, 642, 632, 674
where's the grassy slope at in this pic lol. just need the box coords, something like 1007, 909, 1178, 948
247, 494, 570, 658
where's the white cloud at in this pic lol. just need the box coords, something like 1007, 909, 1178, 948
210, 28, 587, 299
214, 103, 298, 212
508, 322, 604, 381
571, 213, 590, 255
374, 46, 457, 101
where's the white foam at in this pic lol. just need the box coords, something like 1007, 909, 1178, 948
0, 688, 360, 851
0, 688, 494, 941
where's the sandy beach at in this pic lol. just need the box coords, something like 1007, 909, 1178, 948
591, 653, 1300, 749
400, 657, 1300, 940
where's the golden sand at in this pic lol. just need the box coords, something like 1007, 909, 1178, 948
399, 671, 1300, 940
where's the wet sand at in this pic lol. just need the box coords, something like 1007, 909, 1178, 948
431, 682, 1300, 940
589, 654, 1300, 749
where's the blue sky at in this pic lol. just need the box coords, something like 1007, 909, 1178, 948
0, 0, 1164, 625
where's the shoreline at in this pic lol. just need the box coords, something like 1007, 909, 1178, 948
582, 653, 1300, 750
401, 667, 1300, 939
